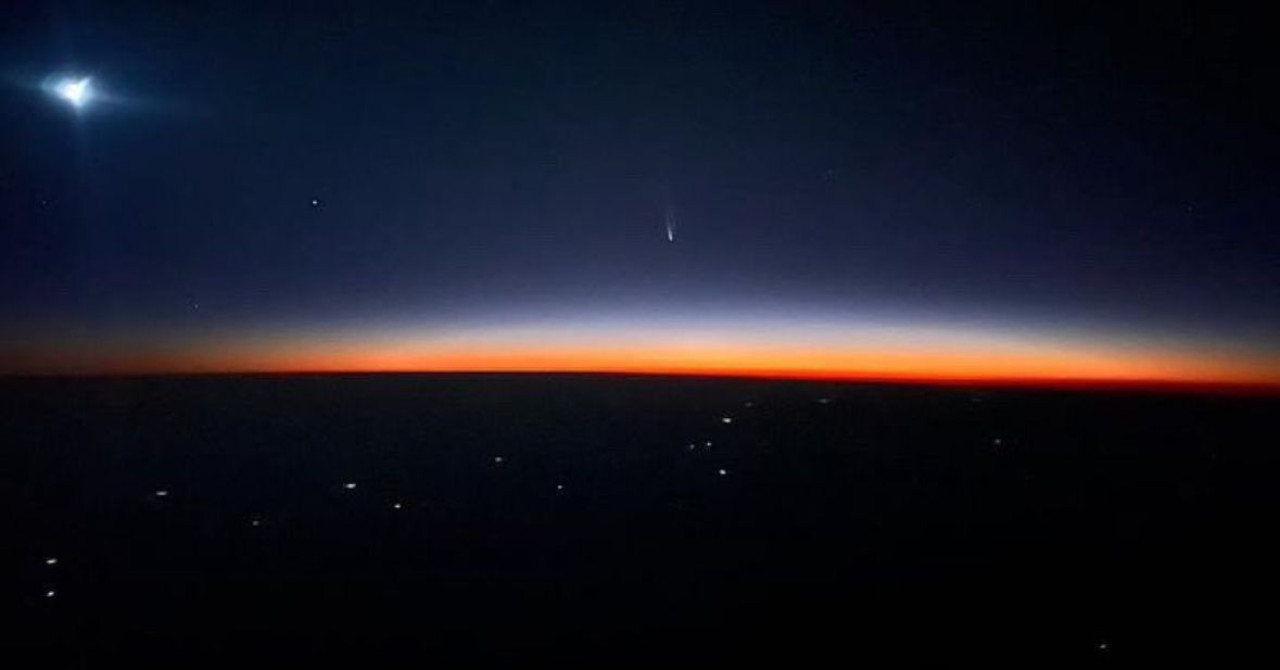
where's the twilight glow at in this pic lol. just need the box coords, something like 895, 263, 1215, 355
4, 4, 1278, 393
7, 309, 1279, 390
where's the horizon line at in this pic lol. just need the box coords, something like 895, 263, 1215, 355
5, 368, 1279, 396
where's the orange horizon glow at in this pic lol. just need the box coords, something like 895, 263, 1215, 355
6, 329, 1280, 393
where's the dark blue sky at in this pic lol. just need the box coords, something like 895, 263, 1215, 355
2, 1, 1277, 376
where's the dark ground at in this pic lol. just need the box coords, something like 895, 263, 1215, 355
2, 374, 1277, 665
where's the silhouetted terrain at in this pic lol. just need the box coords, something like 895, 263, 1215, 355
3, 375, 1277, 664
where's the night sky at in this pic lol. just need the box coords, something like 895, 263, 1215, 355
2, 1, 1277, 385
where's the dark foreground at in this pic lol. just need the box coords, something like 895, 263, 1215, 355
3, 374, 1277, 665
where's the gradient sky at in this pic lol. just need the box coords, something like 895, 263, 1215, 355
1, 1, 1277, 386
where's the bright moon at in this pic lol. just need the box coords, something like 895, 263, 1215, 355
52, 77, 93, 109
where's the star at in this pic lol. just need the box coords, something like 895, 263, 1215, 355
721, 416, 733, 424
51, 76, 93, 109
717, 468, 728, 476
343, 482, 357, 490
154, 489, 169, 498
45, 557, 58, 566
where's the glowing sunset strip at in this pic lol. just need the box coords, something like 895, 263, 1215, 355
6, 316, 1277, 389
